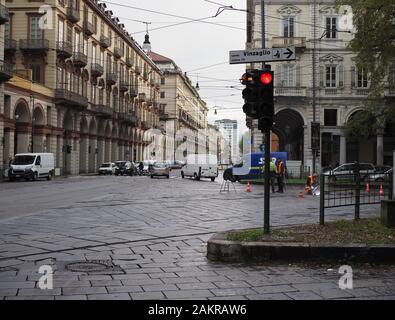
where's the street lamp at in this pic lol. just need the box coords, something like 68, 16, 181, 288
30, 94, 35, 153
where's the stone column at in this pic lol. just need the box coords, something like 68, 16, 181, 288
340, 134, 347, 165
376, 128, 384, 166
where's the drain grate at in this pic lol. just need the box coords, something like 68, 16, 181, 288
65, 260, 124, 274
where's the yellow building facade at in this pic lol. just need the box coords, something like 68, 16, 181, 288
1, 0, 162, 175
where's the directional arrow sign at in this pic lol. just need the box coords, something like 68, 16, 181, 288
229, 47, 295, 64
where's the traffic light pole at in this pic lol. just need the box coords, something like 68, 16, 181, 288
261, 0, 270, 235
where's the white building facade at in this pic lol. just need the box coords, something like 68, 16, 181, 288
215, 119, 239, 164
247, 0, 395, 172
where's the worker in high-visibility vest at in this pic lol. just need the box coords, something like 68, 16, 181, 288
277, 159, 285, 193
305, 174, 314, 195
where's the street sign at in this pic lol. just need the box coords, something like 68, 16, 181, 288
229, 47, 295, 64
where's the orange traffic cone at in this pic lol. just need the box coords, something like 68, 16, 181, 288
246, 182, 252, 193
379, 184, 385, 196
365, 182, 370, 193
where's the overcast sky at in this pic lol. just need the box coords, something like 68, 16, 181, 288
101, 0, 248, 136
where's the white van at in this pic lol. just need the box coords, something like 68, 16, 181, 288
181, 154, 218, 182
8, 153, 55, 181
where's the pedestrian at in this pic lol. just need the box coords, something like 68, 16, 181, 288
277, 159, 285, 193
262, 158, 278, 193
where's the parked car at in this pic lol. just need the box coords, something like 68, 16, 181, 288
114, 161, 133, 176
98, 162, 116, 175
8, 153, 55, 182
323, 162, 375, 181
375, 165, 392, 174
181, 154, 218, 182
149, 162, 170, 179
169, 161, 184, 169
370, 167, 393, 182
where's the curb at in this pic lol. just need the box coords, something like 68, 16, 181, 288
207, 231, 395, 263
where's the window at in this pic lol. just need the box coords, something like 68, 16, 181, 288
100, 50, 104, 67
29, 16, 43, 39
161, 78, 165, 85
67, 25, 72, 46
93, 15, 98, 34
74, 31, 80, 51
283, 16, 294, 37
160, 92, 165, 99
326, 17, 337, 39
100, 21, 105, 36
282, 64, 295, 86
83, 38, 88, 55
31, 64, 43, 84
92, 44, 97, 63
325, 66, 337, 87
357, 68, 368, 88
324, 109, 337, 126
108, 30, 112, 46
58, 19, 64, 42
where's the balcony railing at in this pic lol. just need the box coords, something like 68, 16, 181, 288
91, 104, 113, 118
99, 35, 110, 48
118, 112, 137, 125
135, 66, 141, 75
83, 21, 94, 36
126, 57, 134, 67
0, 61, 14, 83
143, 71, 148, 81
66, 6, 80, 23
0, 4, 9, 25
271, 37, 306, 49
274, 87, 307, 97
120, 80, 129, 92
54, 89, 88, 110
73, 50, 88, 68
56, 41, 73, 59
20, 39, 50, 52
146, 98, 153, 106
106, 72, 118, 85
5, 39, 17, 54
141, 121, 150, 130
91, 63, 104, 77
114, 47, 122, 59
354, 88, 370, 96
160, 112, 170, 121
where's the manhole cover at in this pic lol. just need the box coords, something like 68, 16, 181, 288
66, 261, 109, 273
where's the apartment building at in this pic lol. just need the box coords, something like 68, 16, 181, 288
247, 0, 395, 171
149, 51, 209, 162
0, 0, 13, 173
214, 119, 239, 164
1, 0, 162, 175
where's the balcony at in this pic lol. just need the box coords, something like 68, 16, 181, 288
91, 63, 104, 77
54, 89, 88, 110
0, 61, 13, 83
120, 80, 129, 92
126, 57, 134, 68
271, 37, 306, 49
99, 35, 110, 48
0, 4, 9, 25
138, 93, 146, 102
83, 21, 94, 36
114, 47, 122, 59
143, 71, 148, 81
160, 111, 170, 121
354, 88, 370, 96
20, 39, 50, 53
91, 104, 113, 118
106, 72, 118, 86
5, 39, 17, 54
146, 98, 153, 106
118, 112, 137, 125
135, 66, 141, 75
66, 6, 80, 23
56, 41, 73, 59
274, 87, 307, 97
73, 50, 88, 68
129, 87, 138, 98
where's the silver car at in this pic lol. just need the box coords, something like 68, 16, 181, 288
323, 163, 375, 181
370, 168, 392, 182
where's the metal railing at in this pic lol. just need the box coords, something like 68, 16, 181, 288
91, 63, 104, 77
0, 61, 14, 81
106, 72, 118, 85
83, 21, 94, 36
54, 89, 88, 109
56, 41, 73, 58
271, 37, 306, 48
66, 6, 80, 23
319, 163, 393, 225
0, 3, 9, 24
20, 39, 50, 51
5, 39, 17, 52
99, 35, 110, 48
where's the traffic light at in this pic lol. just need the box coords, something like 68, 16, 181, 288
241, 71, 259, 119
241, 67, 274, 130
257, 68, 274, 131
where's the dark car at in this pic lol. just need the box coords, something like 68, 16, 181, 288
114, 161, 133, 176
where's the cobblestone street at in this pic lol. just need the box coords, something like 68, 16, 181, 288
0, 173, 394, 300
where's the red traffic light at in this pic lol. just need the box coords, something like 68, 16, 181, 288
260, 72, 273, 85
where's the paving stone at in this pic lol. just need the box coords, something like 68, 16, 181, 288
130, 291, 165, 300
163, 277, 199, 285
285, 291, 324, 300
0, 281, 36, 289
55, 295, 88, 300
164, 289, 214, 299
177, 282, 217, 290
87, 293, 131, 300
312, 288, 355, 299
142, 284, 178, 292
106, 286, 143, 294
62, 286, 107, 296
210, 288, 257, 297
213, 281, 252, 289
18, 288, 62, 296
253, 285, 298, 294
90, 280, 122, 287
122, 278, 163, 286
